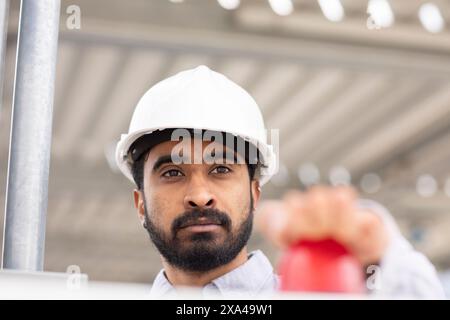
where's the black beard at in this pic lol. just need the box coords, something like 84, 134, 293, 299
144, 198, 253, 273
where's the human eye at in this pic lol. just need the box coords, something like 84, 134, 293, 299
210, 166, 232, 175
162, 169, 184, 178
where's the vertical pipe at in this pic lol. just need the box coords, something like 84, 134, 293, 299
2, 0, 60, 271
0, 0, 10, 113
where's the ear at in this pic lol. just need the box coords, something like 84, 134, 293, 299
133, 189, 146, 226
250, 180, 261, 211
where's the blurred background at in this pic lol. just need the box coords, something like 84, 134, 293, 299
0, 0, 449, 295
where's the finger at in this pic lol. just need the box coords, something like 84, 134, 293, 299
255, 200, 284, 235
282, 192, 310, 244
305, 186, 332, 237
283, 189, 305, 211
255, 200, 291, 248
331, 187, 359, 244
337, 185, 358, 200
283, 189, 307, 232
352, 212, 389, 265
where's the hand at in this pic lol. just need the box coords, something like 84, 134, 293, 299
255, 186, 390, 265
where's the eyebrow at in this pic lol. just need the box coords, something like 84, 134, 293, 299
152, 150, 244, 172
152, 154, 199, 172
152, 155, 175, 172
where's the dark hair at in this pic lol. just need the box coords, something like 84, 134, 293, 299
131, 151, 149, 190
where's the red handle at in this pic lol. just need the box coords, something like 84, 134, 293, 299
278, 239, 365, 293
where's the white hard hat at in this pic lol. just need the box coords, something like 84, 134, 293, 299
115, 65, 276, 186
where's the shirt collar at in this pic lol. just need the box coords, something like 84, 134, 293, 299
149, 250, 277, 298
209, 250, 276, 296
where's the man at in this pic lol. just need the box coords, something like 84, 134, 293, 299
115, 65, 444, 298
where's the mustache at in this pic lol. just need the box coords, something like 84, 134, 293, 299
171, 208, 232, 234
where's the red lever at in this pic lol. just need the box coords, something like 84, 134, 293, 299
278, 239, 365, 294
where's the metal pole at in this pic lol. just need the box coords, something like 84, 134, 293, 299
0, 0, 10, 113
2, 0, 60, 271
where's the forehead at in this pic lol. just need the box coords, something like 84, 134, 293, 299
146, 138, 246, 164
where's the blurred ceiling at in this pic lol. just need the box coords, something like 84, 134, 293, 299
0, 0, 450, 282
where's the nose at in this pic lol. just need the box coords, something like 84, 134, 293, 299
183, 176, 216, 210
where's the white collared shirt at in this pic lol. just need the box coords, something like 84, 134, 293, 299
150, 250, 279, 298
